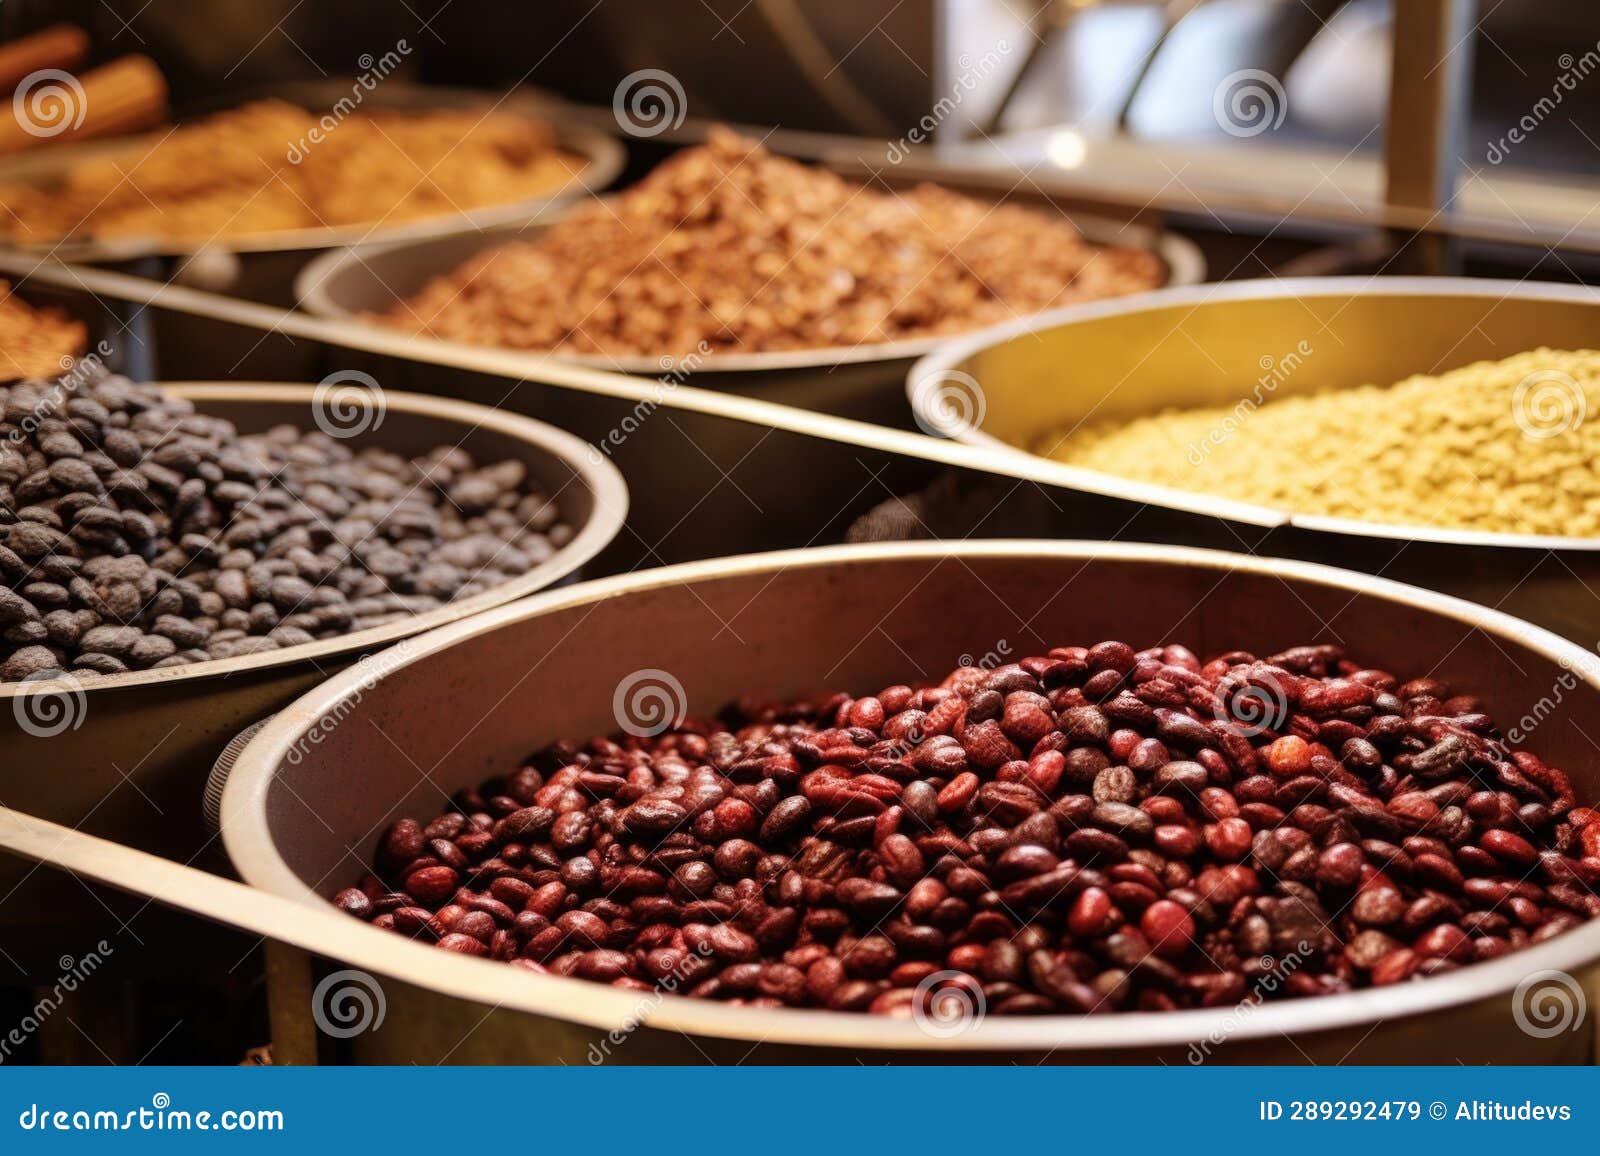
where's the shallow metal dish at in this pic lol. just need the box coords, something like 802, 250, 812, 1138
294, 207, 1205, 374
0, 383, 626, 967
0, 86, 625, 261
220, 540, 1600, 1064
907, 277, 1600, 643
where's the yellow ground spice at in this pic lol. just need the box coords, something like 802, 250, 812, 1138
1036, 348, 1600, 537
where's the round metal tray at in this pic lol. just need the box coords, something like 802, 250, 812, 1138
219, 540, 1600, 1064
907, 277, 1600, 642
0, 85, 626, 261
0, 382, 627, 966
292, 205, 1206, 375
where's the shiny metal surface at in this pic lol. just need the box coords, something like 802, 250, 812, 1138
908, 277, 1600, 642
0, 383, 626, 965
220, 541, 1600, 1063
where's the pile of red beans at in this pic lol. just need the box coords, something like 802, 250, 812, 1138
337, 641, 1598, 1016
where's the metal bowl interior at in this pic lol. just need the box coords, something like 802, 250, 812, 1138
0, 87, 626, 260
221, 541, 1600, 1063
0, 382, 625, 957
292, 208, 1205, 375
907, 277, 1600, 552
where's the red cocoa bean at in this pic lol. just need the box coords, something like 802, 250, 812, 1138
338, 636, 1595, 1019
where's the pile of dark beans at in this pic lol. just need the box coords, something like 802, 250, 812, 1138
0, 373, 571, 680
342, 641, 1599, 1016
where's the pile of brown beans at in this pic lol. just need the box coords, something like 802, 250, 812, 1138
342, 641, 1598, 1017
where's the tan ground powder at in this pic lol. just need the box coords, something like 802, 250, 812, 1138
0, 100, 583, 245
0, 283, 88, 381
1037, 348, 1600, 537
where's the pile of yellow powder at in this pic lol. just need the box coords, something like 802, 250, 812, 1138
1037, 348, 1600, 537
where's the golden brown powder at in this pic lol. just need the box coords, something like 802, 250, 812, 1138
0, 284, 88, 381
376, 128, 1166, 357
0, 100, 584, 246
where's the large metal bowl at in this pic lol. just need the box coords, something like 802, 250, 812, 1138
907, 277, 1600, 644
291, 206, 1205, 429
0, 86, 625, 262
0, 383, 626, 970
219, 541, 1600, 1064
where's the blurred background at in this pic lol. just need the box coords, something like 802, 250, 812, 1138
2, 0, 1597, 256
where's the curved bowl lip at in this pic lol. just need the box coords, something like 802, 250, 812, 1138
0, 92, 626, 261
291, 205, 1206, 375
908, 275, 1600, 551
0, 381, 628, 698
221, 538, 1600, 1053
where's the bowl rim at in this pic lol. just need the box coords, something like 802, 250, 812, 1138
907, 275, 1600, 551
0, 381, 628, 697
0, 88, 626, 260
220, 538, 1600, 1052
291, 203, 1207, 374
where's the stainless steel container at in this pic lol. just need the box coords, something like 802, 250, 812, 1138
292, 208, 1206, 429
0, 383, 626, 970
907, 277, 1600, 646
215, 541, 1600, 1064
